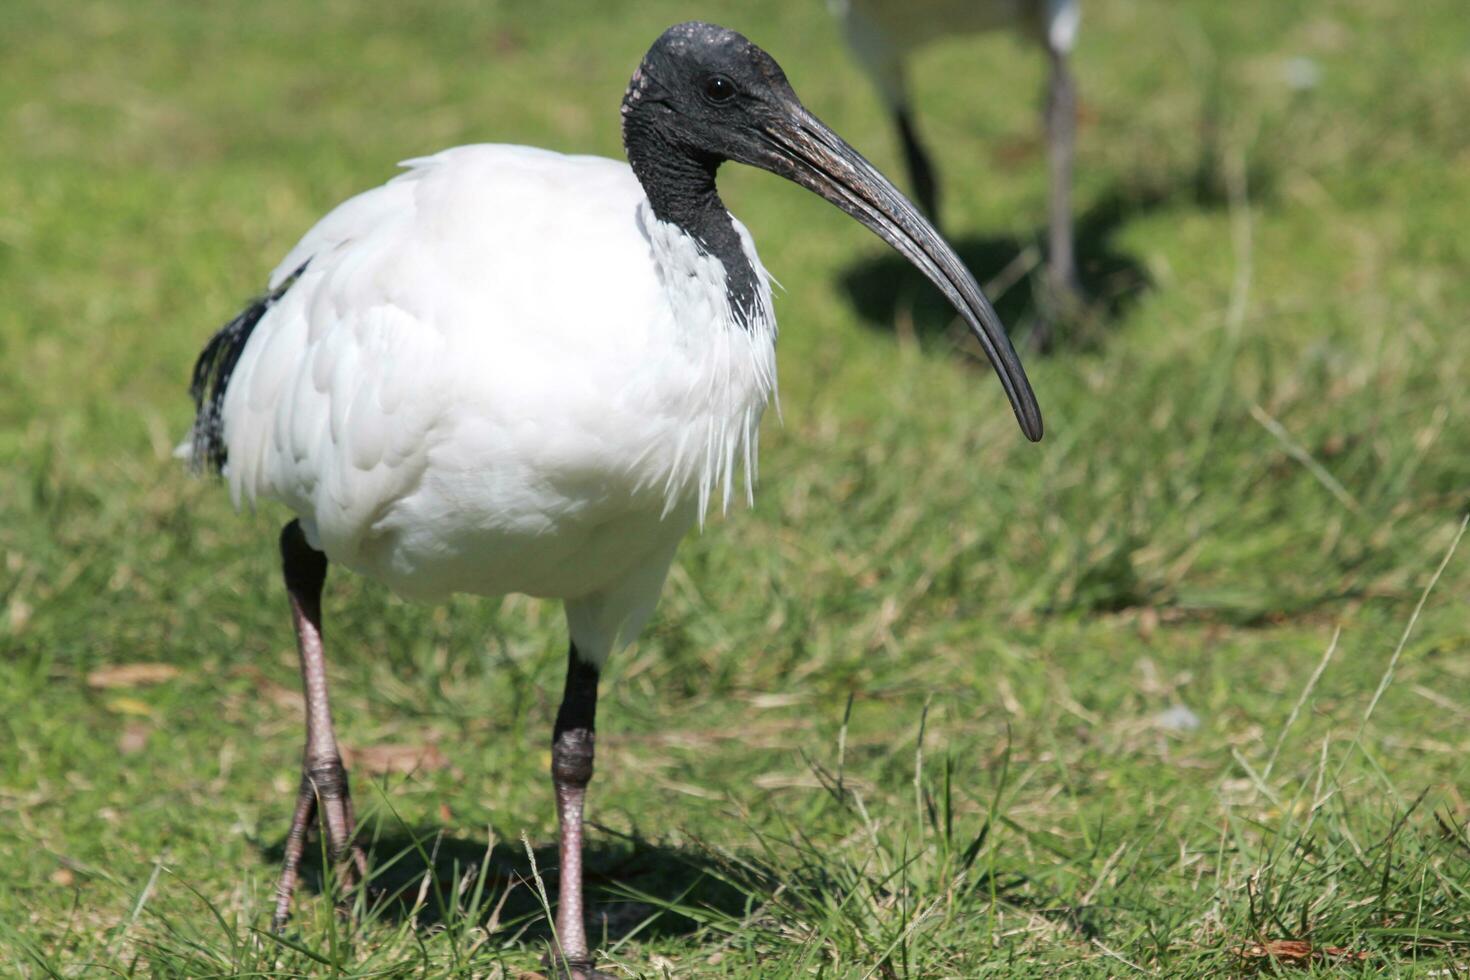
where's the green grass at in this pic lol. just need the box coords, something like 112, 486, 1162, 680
3, 0, 1470, 975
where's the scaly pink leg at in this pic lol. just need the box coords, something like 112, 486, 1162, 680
545, 644, 614, 980
272, 519, 367, 932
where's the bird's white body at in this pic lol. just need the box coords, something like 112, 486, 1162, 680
831, 0, 1080, 108
214, 145, 777, 661
198, 25, 1045, 962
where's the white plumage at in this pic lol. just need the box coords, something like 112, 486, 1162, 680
208, 145, 775, 662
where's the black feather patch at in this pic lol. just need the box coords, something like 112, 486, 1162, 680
187, 263, 307, 475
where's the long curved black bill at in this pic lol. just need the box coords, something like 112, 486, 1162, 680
758, 107, 1043, 442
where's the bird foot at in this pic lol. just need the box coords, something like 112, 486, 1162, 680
271, 758, 369, 932
1029, 272, 1091, 354
543, 952, 618, 980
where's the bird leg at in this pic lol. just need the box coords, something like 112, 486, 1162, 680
1037, 43, 1082, 351
545, 644, 613, 980
272, 519, 367, 932
895, 107, 942, 230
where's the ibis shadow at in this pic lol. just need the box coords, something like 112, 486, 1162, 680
837, 181, 1171, 355
260, 822, 752, 941
260, 819, 1124, 952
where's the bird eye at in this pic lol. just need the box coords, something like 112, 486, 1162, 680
702, 75, 736, 105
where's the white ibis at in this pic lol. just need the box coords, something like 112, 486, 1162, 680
830, 0, 1083, 329
185, 21, 1041, 979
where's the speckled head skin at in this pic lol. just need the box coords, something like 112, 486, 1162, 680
620, 20, 805, 200
622, 22, 796, 148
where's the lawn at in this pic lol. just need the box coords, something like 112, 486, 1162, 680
2, 0, 1469, 975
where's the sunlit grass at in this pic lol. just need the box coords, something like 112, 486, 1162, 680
3, 0, 1469, 975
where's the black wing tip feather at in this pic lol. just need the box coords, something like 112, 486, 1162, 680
187, 263, 307, 476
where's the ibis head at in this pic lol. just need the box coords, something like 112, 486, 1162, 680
621, 21, 1043, 442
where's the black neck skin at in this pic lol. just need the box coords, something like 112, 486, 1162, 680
623, 114, 761, 328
